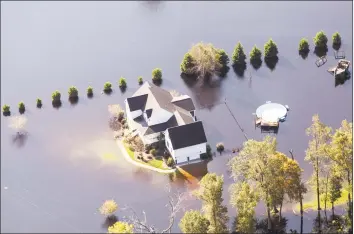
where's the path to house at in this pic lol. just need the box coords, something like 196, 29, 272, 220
115, 139, 177, 174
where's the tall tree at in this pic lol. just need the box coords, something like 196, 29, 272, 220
108, 221, 134, 234
230, 181, 259, 233
328, 120, 353, 227
228, 136, 277, 232
194, 173, 229, 233
179, 210, 210, 233
305, 114, 332, 232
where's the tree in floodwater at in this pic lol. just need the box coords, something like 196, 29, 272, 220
194, 173, 229, 233
228, 136, 277, 232
229, 181, 259, 233
180, 42, 229, 81
179, 210, 210, 233
8, 115, 28, 134
305, 114, 332, 232
100, 200, 118, 216
108, 221, 134, 233
327, 119, 353, 229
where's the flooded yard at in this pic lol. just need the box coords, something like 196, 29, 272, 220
1, 1, 352, 233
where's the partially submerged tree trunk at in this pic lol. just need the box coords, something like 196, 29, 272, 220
300, 193, 304, 234
347, 170, 352, 229
267, 202, 272, 232
324, 174, 329, 224
316, 157, 322, 233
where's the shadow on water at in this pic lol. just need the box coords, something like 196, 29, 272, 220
12, 132, 29, 148
314, 46, 328, 57
52, 100, 62, 109
299, 50, 310, 60
250, 58, 262, 70
101, 215, 119, 229
333, 43, 341, 51
69, 97, 79, 106
335, 71, 351, 87
264, 56, 279, 71
232, 63, 247, 78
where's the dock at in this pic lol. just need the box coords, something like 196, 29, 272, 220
315, 56, 327, 67
334, 50, 345, 59
327, 59, 351, 77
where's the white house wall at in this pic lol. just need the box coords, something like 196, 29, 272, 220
125, 101, 136, 130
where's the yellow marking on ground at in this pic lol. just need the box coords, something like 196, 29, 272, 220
176, 166, 199, 188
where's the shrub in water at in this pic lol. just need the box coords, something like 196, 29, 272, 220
152, 68, 162, 83
264, 39, 278, 58
104, 82, 112, 93
232, 42, 247, 66
298, 38, 310, 53
313, 30, 328, 48
2, 104, 10, 115
216, 142, 225, 154
18, 102, 25, 113
217, 49, 229, 67
68, 86, 79, 98
250, 46, 262, 61
180, 52, 195, 75
87, 86, 93, 97
332, 32, 341, 50
138, 76, 143, 85
36, 98, 42, 108
150, 148, 157, 156
118, 77, 127, 89
118, 111, 125, 122
167, 157, 175, 167
99, 200, 118, 216
52, 90, 61, 102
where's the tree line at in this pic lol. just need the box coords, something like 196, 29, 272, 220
100, 114, 352, 233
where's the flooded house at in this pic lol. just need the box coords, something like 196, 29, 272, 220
124, 82, 208, 165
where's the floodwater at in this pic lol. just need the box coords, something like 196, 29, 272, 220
1, 1, 352, 233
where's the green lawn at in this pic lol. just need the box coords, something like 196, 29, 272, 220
124, 144, 167, 170
295, 189, 349, 212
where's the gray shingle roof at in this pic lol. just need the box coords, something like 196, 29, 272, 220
172, 98, 195, 111
167, 121, 207, 150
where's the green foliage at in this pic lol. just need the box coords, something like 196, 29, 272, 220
264, 39, 278, 58
152, 68, 162, 82
332, 32, 342, 45
87, 86, 93, 96
216, 143, 224, 153
108, 221, 134, 234
217, 49, 229, 67
36, 98, 42, 107
2, 104, 10, 114
180, 53, 195, 74
166, 157, 175, 167
299, 38, 310, 52
150, 148, 157, 156
119, 77, 127, 88
313, 31, 328, 48
249, 46, 262, 61
68, 86, 78, 98
194, 173, 229, 233
232, 42, 246, 66
230, 182, 259, 233
18, 102, 25, 112
104, 82, 112, 93
138, 76, 143, 85
52, 90, 61, 102
99, 199, 118, 216
179, 210, 210, 233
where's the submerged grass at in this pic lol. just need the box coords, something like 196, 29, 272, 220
123, 143, 166, 170
295, 189, 349, 212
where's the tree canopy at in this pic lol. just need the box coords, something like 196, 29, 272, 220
179, 210, 210, 233
108, 221, 134, 234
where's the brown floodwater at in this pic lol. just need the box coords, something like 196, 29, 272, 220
1, 1, 352, 233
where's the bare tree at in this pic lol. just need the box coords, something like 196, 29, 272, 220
8, 115, 28, 134
121, 184, 190, 233
108, 104, 123, 117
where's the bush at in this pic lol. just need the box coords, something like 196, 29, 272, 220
68, 86, 78, 98
332, 32, 341, 48
118, 111, 125, 122
52, 90, 61, 102
206, 144, 212, 158
36, 98, 42, 108
313, 31, 328, 48
232, 42, 247, 66
18, 102, 25, 113
217, 49, 229, 67
138, 76, 143, 85
167, 157, 175, 167
216, 142, 224, 154
249, 46, 262, 61
152, 68, 162, 83
150, 148, 157, 156
99, 200, 118, 216
104, 82, 112, 93
119, 77, 127, 88
264, 39, 278, 58
87, 86, 93, 96
2, 104, 10, 115
180, 53, 195, 75
298, 38, 310, 52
